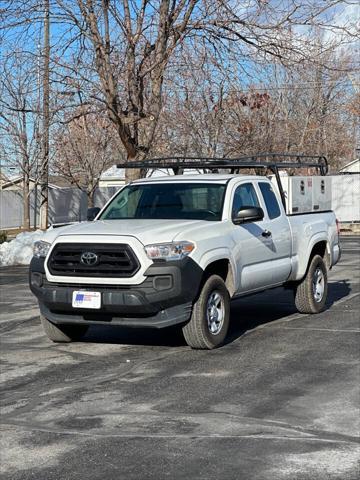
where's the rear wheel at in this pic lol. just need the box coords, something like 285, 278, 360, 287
40, 314, 89, 342
294, 255, 328, 314
182, 275, 230, 349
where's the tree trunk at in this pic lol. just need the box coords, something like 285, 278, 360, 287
125, 168, 142, 183
124, 150, 145, 183
87, 192, 94, 208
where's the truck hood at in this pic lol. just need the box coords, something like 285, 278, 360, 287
43, 219, 210, 246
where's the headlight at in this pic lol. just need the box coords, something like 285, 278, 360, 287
33, 240, 51, 258
144, 241, 195, 261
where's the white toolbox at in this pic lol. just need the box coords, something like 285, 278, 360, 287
312, 176, 332, 212
270, 175, 332, 214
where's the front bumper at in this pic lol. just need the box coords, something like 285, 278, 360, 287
29, 257, 203, 328
38, 302, 193, 329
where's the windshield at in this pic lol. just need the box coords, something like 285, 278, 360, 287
100, 183, 226, 221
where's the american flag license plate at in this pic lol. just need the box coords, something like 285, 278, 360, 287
72, 291, 101, 309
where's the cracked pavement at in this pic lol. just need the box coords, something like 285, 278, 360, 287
0, 236, 359, 479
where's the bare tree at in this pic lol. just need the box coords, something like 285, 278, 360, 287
53, 0, 358, 179
1, 0, 358, 182
53, 0, 201, 180
0, 52, 42, 230
52, 109, 117, 206
156, 43, 358, 170
156, 48, 228, 157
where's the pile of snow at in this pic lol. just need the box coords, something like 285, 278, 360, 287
0, 230, 44, 266
100, 165, 125, 178
147, 168, 203, 177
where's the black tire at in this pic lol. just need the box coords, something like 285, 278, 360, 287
40, 314, 89, 342
182, 275, 230, 349
294, 254, 328, 314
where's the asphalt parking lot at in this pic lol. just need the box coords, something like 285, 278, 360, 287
0, 236, 359, 480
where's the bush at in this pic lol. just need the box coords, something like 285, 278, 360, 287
0, 231, 7, 244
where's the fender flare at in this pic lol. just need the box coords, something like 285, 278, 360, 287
298, 232, 329, 280
198, 248, 237, 296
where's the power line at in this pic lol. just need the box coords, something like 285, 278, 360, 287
166, 82, 359, 94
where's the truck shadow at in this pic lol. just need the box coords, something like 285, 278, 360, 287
83, 323, 186, 347
225, 280, 352, 345
83, 280, 351, 347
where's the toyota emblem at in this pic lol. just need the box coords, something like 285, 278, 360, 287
80, 252, 98, 266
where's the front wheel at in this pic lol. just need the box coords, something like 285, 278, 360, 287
182, 275, 230, 349
294, 255, 328, 314
40, 314, 89, 342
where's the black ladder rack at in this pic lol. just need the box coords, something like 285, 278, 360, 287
116, 153, 328, 210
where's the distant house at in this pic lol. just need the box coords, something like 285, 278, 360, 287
0, 172, 9, 187
338, 159, 360, 174
99, 166, 126, 187
0, 176, 60, 191
98, 165, 206, 187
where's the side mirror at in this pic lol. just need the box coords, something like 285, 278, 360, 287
233, 206, 264, 224
87, 207, 101, 221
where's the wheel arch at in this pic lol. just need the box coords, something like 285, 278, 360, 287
202, 258, 236, 297
297, 235, 330, 280
310, 240, 330, 270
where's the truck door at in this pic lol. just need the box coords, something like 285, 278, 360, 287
256, 181, 292, 284
230, 181, 291, 294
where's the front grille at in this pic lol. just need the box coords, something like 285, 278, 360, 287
48, 243, 140, 278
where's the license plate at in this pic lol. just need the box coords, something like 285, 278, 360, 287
72, 291, 101, 309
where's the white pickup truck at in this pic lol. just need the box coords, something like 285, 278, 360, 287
29, 165, 341, 349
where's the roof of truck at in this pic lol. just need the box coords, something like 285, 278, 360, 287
132, 173, 265, 184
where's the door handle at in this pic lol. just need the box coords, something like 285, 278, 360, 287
262, 230, 272, 238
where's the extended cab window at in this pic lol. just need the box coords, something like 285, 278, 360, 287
259, 182, 281, 219
232, 183, 260, 218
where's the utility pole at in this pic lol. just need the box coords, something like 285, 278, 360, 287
40, 0, 50, 229
34, 40, 42, 230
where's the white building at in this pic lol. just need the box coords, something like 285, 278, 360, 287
1, 176, 60, 191
98, 166, 126, 187
338, 159, 359, 174
98, 165, 203, 187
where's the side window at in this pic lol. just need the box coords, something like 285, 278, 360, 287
258, 182, 281, 219
232, 183, 260, 217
